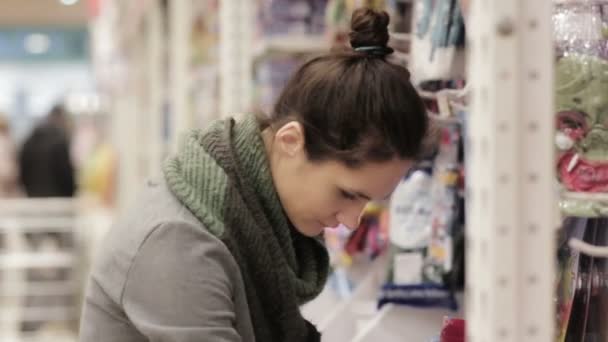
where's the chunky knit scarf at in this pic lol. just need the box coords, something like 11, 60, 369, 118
163, 116, 329, 342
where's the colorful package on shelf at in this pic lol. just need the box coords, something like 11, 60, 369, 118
190, 1, 219, 67
257, 0, 329, 36
324, 224, 357, 298
344, 202, 390, 259
253, 55, 304, 113
409, 0, 467, 82
322, 203, 390, 298
553, 2, 608, 203
389, 168, 434, 251
380, 122, 463, 310
439, 317, 465, 342
426, 124, 462, 282
387, 0, 415, 34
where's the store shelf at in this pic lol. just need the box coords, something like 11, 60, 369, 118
390, 32, 412, 41
116, 0, 154, 45
0, 306, 76, 323
0, 199, 75, 215
429, 114, 461, 125
254, 35, 328, 58
3, 334, 77, 342
554, 0, 608, 5
561, 191, 608, 202
1, 281, 78, 297
559, 191, 608, 218
0, 218, 75, 233
0, 253, 75, 269
309, 251, 464, 342
315, 254, 387, 342
352, 302, 464, 342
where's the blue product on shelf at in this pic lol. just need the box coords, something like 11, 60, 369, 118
378, 283, 458, 310
382, 120, 464, 310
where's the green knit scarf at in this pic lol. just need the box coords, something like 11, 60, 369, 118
163, 116, 329, 342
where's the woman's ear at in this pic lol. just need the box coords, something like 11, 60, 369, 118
274, 121, 305, 157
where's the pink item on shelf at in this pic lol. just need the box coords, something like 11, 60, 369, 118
440, 317, 465, 342
558, 152, 608, 192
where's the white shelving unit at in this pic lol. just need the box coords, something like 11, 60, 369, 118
90, 0, 167, 211
0, 199, 81, 342
466, 0, 556, 341
253, 35, 329, 58
302, 254, 464, 342
219, 0, 254, 118
168, 0, 192, 151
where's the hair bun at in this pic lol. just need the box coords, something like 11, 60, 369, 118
349, 8, 390, 50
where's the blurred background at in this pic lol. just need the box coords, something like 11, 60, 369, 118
0, 0, 418, 342
0, 0, 464, 341
3, 0, 605, 341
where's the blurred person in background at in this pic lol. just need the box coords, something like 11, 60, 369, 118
17, 105, 78, 334
0, 113, 19, 197
19, 104, 76, 197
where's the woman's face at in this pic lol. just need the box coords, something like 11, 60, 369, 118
264, 121, 412, 237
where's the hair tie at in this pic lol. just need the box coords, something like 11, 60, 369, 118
353, 45, 394, 56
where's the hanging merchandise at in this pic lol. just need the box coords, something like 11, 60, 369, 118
553, 4, 608, 332
388, 0, 415, 34
380, 120, 464, 311
553, 2, 608, 60
384, 0, 416, 68
409, 0, 466, 83
557, 217, 608, 341
555, 55, 608, 193
585, 220, 608, 341
556, 217, 588, 342
553, 2, 608, 199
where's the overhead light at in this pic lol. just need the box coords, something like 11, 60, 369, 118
24, 34, 51, 55
60, 0, 79, 5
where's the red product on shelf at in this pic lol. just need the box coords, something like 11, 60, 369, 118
440, 317, 465, 342
558, 152, 608, 192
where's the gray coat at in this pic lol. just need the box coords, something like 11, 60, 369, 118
79, 180, 256, 342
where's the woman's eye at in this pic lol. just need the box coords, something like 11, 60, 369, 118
340, 189, 357, 200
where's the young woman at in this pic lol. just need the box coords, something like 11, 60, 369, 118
80, 7, 428, 342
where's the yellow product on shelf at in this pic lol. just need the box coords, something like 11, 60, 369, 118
79, 143, 117, 207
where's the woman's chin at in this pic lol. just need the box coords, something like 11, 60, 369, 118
293, 221, 326, 237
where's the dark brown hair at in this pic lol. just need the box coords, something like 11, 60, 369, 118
260, 8, 428, 167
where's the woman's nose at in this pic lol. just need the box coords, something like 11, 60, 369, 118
336, 203, 366, 230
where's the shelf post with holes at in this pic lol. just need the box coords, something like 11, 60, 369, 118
466, 0, 556, 341
169, 0, 192, 152
219, 0, 253, 118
